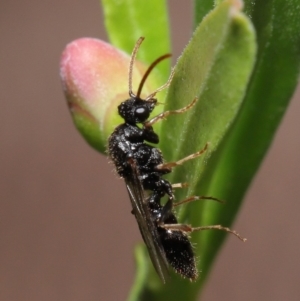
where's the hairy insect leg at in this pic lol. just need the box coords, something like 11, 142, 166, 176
156, 143, 208, 170
171, 182, 189, 189
145, 68, 175, 101
158, 195, 219, 223
161, 223, 246, 242
144, 97, 197, 128
158, 193, 245, 242
173, 195, 224, 207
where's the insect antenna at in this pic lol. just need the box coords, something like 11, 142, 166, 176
128, 36, 173, 101
136, 53, 172, 99
128, 37, 145, 98
145, 66, 175, 101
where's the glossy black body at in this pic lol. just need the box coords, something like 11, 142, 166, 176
108, 94, 198, 281
149, 193, 198, 280
108, 37, 246, 281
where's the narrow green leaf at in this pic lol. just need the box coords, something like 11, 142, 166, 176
194, 0, 214, 25
191, 0, 300, 291
127, 245, 149, 301
100, 0, 171, 80
161, 0, 256, 189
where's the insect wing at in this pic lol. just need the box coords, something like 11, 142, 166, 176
125, 158, 169, 283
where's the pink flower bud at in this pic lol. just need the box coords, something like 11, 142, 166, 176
60, 38, 156, 153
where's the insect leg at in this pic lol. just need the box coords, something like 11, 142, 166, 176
145, 68, 175, 101
160, 223, 246, 242
144, 97, 197, 128
171, 182, 189, 189
156, 143, 208, 170
173, 195, 224, 207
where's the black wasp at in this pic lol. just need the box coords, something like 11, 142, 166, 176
108, 37, 246, 283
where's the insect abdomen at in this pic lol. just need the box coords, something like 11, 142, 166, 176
158, 228, 197, 281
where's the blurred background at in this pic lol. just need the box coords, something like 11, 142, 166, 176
1, 1, 300, 300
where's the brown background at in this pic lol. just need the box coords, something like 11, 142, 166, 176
1, 1, 300, 300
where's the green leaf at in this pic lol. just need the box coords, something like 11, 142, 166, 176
194, 0, 215, 25
100, 0, 171, 81
128, 1, 256, 300
190, 0, 300, 293
127, 245, 149, 301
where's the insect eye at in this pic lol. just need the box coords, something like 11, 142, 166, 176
135, 106, 149, 121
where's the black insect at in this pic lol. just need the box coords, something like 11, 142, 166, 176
108, 37, 246, 283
